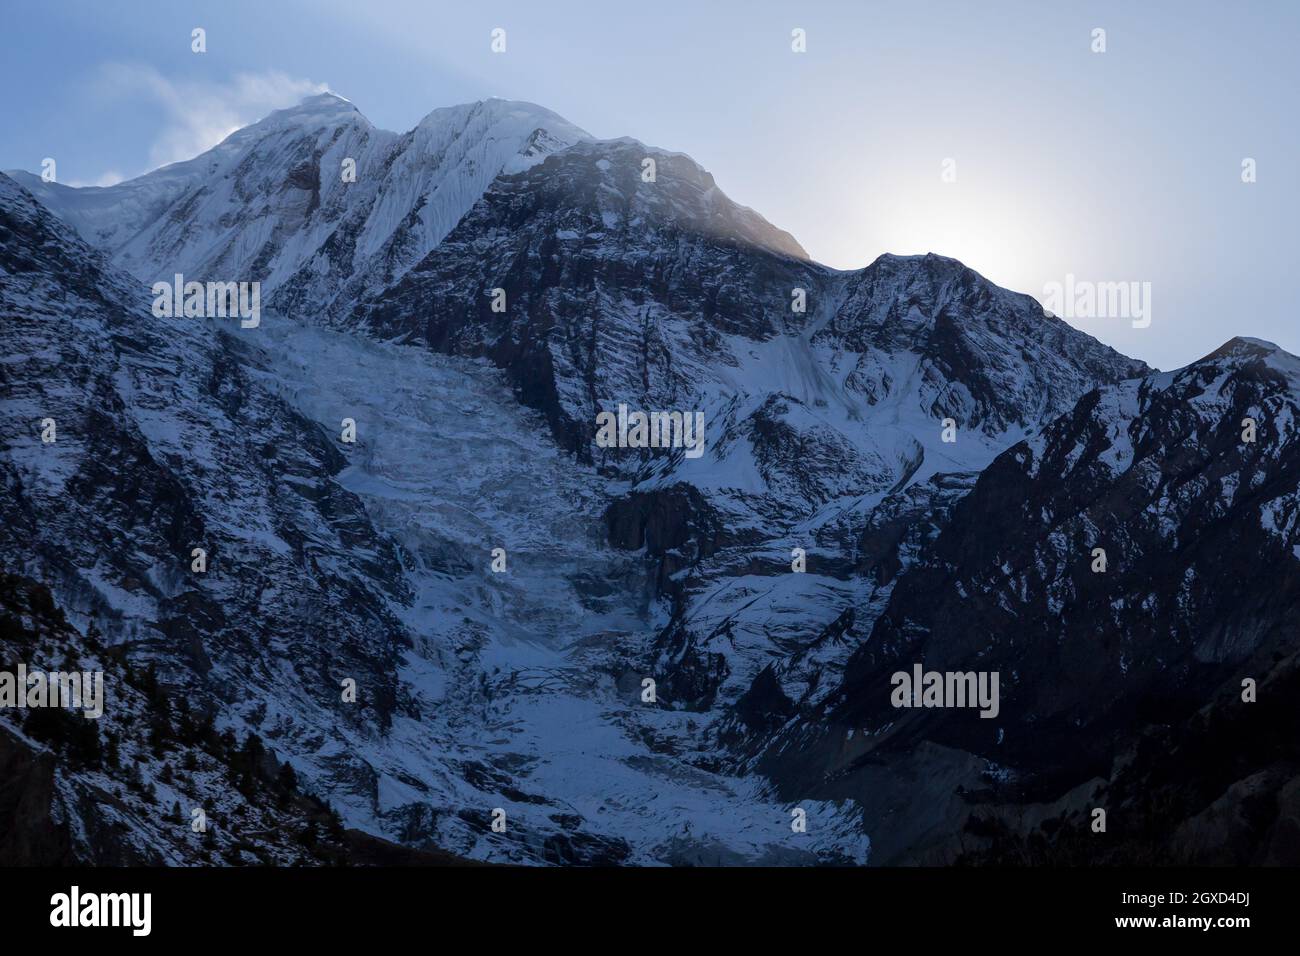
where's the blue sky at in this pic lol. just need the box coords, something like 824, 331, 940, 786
2, 0, 1296, 369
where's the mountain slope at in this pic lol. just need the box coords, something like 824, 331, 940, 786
9, 93, 590, 320
0, 170, 869, 864
758, 337, 1300, 863
345, 133, 1147, 732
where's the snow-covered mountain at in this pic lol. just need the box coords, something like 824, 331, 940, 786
9, 93, 589, 319
0, 167, 864, 864
348, 135, 1146, 722
756, 337, 1300, 863
3, 92, 1297, 866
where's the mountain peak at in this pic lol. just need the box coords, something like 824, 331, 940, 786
1201, 335, 1293, 365
871, 250, 967, 268
1215, 335, 1284, 356
236, 89, 366, 136
1195, 336, 1300, 382
302, 90, 353, 106
526, 136, 810, 260
414, 97, 590, 139
862, 251, 990, 286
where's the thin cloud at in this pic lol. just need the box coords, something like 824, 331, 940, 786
67, 170, 126, 188
93, 64, 328, 172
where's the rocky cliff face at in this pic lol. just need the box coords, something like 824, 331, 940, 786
1, 171, 409, 734
753, 338, 1300, 862
831, 337, 1300, 770
1, 167, 864, 864
347, 134, 1147, 725
0, 571, 357, 865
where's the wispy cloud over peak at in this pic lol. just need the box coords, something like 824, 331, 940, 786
93, 63, 328, 171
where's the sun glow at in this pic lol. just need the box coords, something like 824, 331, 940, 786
842, 186, 1057, 301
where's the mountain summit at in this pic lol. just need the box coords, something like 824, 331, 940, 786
8, 95, 591, 316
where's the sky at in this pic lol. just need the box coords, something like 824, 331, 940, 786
2, 0, 1296, 370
